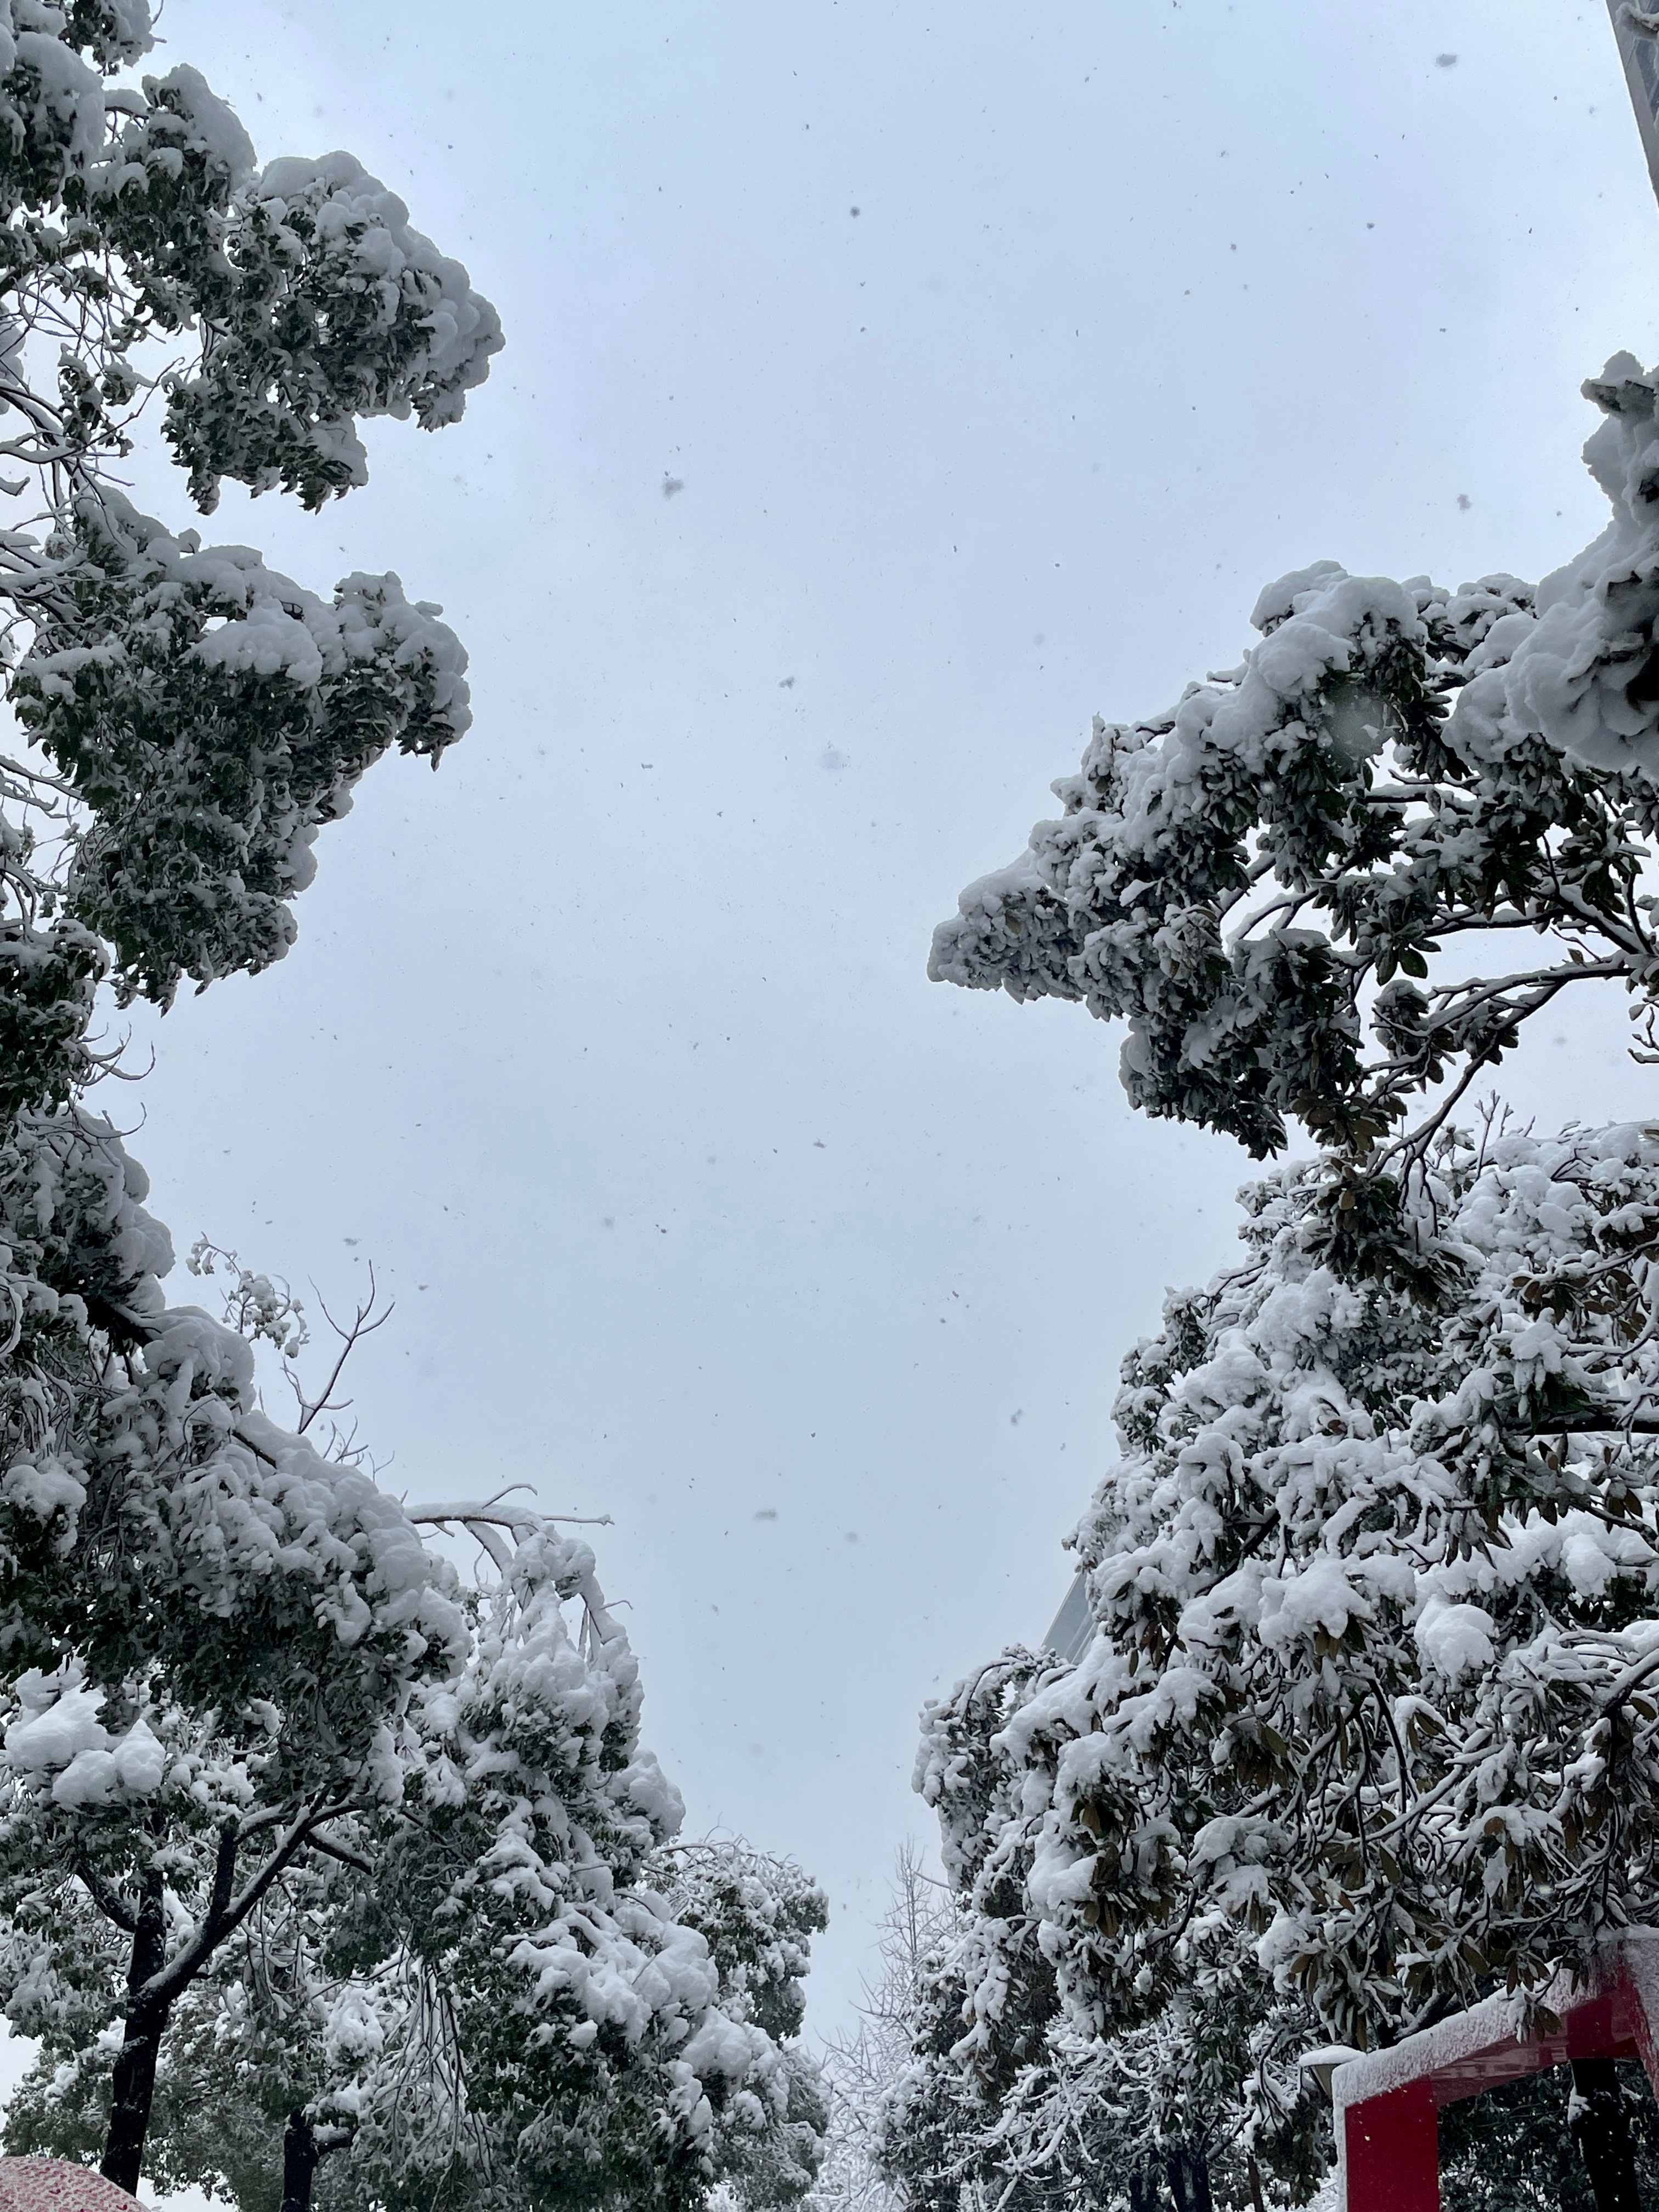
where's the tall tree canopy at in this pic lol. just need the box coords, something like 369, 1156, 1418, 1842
0, 0, 502, 1100
0, 2, 503, 2187
0, 12, 826, 2211
907, 354, 1659, 2209
932, 354, 1659, 1189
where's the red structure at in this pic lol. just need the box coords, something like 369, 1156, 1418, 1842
0, 2163, 143, 2212
1329, 1931, 1659, 2210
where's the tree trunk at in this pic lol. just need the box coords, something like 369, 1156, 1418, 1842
1246, 2149, 1269, 2212
101, 1876, 169, 2194
1570, 2058, 1641, 2212
1127, 2166, 1161, 2212
283, 2114, 321, 2212
1165, 2143, 1212, 2212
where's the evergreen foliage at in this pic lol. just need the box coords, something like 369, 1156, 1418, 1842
651, 1843, 831, 2212
907, 352, 1659, 2207
0, 9, 825, 2209
932, 355, 1659, 1266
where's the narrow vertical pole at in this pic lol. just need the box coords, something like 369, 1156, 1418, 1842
1607, 0, 1659, 202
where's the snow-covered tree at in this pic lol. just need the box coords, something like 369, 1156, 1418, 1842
0, 1100, 477, 2191
3, 1497, 829, 2212
0, 9, 503, 2184
648, 1842, 829, 2212
903, 1114, 1659, 2203
0, 3, 501, 1108
885, 1657, 1321, 2212
930, 353, 1659, 1243
888, 1108, 1659, 2201
5, 1857, 383, 2212
0, 17, 826, 2211
323, 1517, 827, 2212
913, 352, 1659, 2208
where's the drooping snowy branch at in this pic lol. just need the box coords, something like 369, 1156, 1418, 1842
0, 0, 501, 1071
933, 358, 1659, 1194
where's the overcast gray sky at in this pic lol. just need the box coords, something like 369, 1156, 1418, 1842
86, 0, 1659, 2039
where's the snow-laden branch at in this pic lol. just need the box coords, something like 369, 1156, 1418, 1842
912, 1115, 1659, 2151
933, 385, 1659, 1215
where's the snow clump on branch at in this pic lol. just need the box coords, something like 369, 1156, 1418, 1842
0, 11, 827, 2206
932, 353, 1659, 1176
918, 1118, 1659, 2076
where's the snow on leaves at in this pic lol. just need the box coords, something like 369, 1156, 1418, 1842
0, 1159, 823, 2208
932, 355, 1659, 1170
653, 1844, 828, 2210
360, 1537, 826, 2212
16, 491, 471, 1001
0, 20, 820, 2208
918, 1121, 1659, 2067
159, 148, 503, 514
0, 2, 496, 1056
907, 348, 1659, 2209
